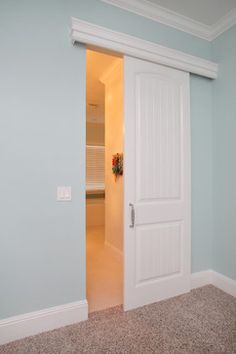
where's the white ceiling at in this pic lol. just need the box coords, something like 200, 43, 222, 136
86, 50, 117, 124
147, 0, 236, 26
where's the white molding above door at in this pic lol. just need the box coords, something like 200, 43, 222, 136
71, 18, 218, 79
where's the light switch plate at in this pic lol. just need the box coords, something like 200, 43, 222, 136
57, 186, 72, 201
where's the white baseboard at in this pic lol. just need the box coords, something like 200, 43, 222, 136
105, 241, 123, 259
191, 270, 213, 289
0, 299, 88, 346
191, 270, 236, 297
212, 271, 236, 297
1, 271, 235, 346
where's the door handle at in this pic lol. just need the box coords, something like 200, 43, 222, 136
129, 203, 135, 228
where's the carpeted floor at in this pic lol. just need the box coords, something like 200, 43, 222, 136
0, 285, 236, 354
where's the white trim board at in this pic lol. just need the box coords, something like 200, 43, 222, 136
191, 270, 236, 297
211, 7, 236, 40
0, 300, 88, 346
101, 0, 236, 42
212, 271, 236, 297
1, 271, 235, 346
71, 18, 218, 79
191, 270, 213, 289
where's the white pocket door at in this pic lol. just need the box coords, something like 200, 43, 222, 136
124, 56, 191, 311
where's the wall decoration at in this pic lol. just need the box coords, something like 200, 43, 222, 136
112, 153, 123, 180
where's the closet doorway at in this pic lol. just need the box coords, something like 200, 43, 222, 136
86, 49, 124, 313
83, 40, 191, 313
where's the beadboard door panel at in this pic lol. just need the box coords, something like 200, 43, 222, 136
124, 56, 191, 310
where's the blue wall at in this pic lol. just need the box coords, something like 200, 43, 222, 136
0, 0, 213, 319
0, 1, 88, 319
191, 76, 213, 272
212, 26, 236, 280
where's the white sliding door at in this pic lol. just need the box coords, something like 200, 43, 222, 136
124, 56, 191, 311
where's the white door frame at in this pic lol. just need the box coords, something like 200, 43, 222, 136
72, 18, 218, 310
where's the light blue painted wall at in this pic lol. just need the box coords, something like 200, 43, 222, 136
0, 0, 213, 319
0, 1, 87, 319
191, 75, 213, 272
212, 25, 236, 280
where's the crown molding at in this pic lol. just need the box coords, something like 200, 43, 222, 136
101, 0, 212, 41
101, 0, 236, 41
211, 7, 236, 40
71, 18, 218, 79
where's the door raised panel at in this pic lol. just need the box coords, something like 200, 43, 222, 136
136, 73, 181, 202
136, 222, 182, 285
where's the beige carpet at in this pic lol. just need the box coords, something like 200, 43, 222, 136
0, 285, 236, 354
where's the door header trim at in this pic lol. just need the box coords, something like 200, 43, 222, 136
70, 18, 218, 79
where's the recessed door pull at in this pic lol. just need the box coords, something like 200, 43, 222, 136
129, 203, 135, 228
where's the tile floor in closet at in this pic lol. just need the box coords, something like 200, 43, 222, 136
86, 226, 123, 313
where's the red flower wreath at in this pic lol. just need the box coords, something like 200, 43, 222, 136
112, 153, 123, 179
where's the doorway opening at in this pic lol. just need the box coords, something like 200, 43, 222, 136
86, 49, 124, 313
